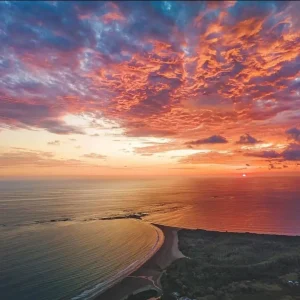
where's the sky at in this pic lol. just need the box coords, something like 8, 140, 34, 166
0, 1, 299, 178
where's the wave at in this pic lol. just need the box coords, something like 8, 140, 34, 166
71, 223, 164, 300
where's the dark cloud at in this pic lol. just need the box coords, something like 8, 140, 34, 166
281, 144, 300, 161
236, 134, 261, 144
246, 144, 300, 161
245, 150, 281, 159
40, 120, 85, 135
187, 135, 228, 145
286, 127, 300, 142
0, 1, 96, 52
0, 101, 84, 135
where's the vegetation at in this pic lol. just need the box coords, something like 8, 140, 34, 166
161, 229, 300, 300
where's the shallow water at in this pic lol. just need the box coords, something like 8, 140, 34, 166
1, 176, 300, 299
1, 220, 160, 300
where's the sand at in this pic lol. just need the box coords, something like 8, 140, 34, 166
97, 224, 184, 300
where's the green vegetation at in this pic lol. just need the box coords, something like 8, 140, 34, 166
124, 289, 158, 300
161, 229, 300, 300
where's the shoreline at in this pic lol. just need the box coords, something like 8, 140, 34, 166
97, 223, 185, 300
95, 222, 300, 300
161, 227, 300, 300
88, 221, 165, 300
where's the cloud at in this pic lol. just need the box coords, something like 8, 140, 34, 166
0, 0, 299, 150
40, 120, 85, 135
82, 153, 107, 159
125, 127, 177, 138
179, 151, 235, 164
0, 149, 90, 168
48, 140, 60, 146
286, 128, 300, 142
245, 144, 300, 161
281, 143, 300, 161
134, 141, 182, 155
268, 163, 281, 170
245, 150, 281, 159
0, 99, 85, 135
236, 134, 261, 144
187, 135, 228, 146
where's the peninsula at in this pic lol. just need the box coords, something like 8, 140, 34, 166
98, 225, 300, 300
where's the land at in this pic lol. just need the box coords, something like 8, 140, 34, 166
161, 229, 300, 300
97, 224, 184, 300
97, 225, 300, 300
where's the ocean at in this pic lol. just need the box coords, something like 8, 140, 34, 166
1, 176, 300, 299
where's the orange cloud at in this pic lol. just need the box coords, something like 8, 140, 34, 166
1, 1, 299, 175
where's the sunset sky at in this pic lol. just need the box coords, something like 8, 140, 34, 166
0, 1, 299, 177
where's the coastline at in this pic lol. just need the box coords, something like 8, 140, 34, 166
161, 227, 300, 300
95, 222, 300, 300
97, 223, 184, 300
87, 221, 164, 300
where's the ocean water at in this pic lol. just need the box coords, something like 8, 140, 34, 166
1, 176, 300, 300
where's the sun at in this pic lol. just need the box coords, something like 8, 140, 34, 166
242, 174, 247, 177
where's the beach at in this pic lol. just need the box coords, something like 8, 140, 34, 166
97, 224, 185, 300
97, 224, 300, 300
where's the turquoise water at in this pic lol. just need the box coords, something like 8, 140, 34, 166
1, 176, 300, 299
